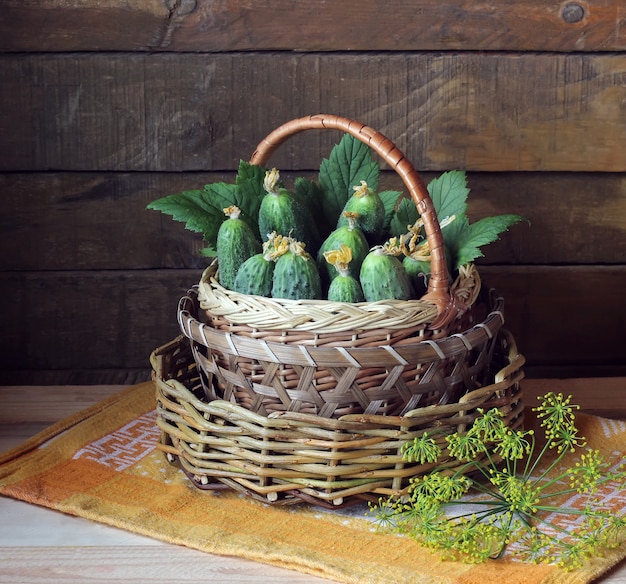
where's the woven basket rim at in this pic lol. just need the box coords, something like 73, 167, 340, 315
180, 286, 504, 364
197, 262, 481, 334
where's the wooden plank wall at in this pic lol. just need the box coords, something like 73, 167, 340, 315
0, 1, 625, 384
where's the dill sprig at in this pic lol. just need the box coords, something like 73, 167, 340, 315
370, 392, 626, 569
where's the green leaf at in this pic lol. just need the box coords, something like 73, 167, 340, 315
318, 134, 379, 227
454, 214, 526, 267
146, 189, 226, 244
388, 196, 420, 237
236, 161, 265, 202
294, 176, 324, 215
427, 170, 469, 225
234, 161, 266, 238
147, 161, 267, 254
201, 182, 241, 215
379, 190, 403, 233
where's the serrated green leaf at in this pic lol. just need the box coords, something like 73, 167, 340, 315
146, 190, 225, 243
201, 182, 241, 214
427, 170, 469, 225
234, 160, 266, 238
454, 214, 525, 267
236, 161, 265, 201
294, 176, 324, 214
318, 134, 379, 227
294, 176, 328, 232
389, 196, 420, 237
147, 181, 244, 255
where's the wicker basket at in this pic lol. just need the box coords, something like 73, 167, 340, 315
151, 295, 525, 508
150, 114, 525, 507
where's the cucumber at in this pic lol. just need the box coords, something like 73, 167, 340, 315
233, 253, 275, 297
323, 245, 365, 303
317, 212, 369, 283
337, 181, 385, 243
359, 246, 412, 301
403, 242, 454, 286
328, 275, 365, 303
272, 240, 322, 300
232, 233, 291, 297
258, 168, 319, 251
402, 256, 429, 297
216, 205, 262, 290
399, 232, 430, 297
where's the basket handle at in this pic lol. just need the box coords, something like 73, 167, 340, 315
250, 114, 455, 320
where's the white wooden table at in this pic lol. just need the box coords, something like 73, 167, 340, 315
1, 380, 625, 583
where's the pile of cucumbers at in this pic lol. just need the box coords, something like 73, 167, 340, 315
219, 168, 425, 303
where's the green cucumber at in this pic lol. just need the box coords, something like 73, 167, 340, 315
216, 205, 262, 290
258, 168, 319, 251
232, 233, 290, 297
233, 253, 275, 297
399, 232, 430, 297
328, 275, 365, 303
337, 181, 385, 243
272, 239, 322, 300
359, 246, 412, 301
402, 256, 429, 297
323, 245, 365, 303
403, 243, 454, 285
317, 212, 369, 283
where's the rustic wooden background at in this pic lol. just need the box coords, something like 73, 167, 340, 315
1, 1, 625, 384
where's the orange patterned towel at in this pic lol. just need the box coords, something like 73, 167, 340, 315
0, 382, 624, 584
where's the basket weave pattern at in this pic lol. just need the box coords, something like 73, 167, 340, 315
198, 263, 479, 334
151, 324, 525, 507
181, 286, 498, 418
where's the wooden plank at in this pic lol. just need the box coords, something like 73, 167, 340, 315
2, 53, 626, 172
0, 172, 221, 272
0, 386, 127, 424
2, 171, 625, 271
0, 269, 201, 382
0, 547, 335, 584
2, 1, 626, 53
480, 265, 626, 372
1, 369, 152, 387
0, 267, 624, 384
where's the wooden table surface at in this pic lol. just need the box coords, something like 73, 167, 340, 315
0, 379, 624, 584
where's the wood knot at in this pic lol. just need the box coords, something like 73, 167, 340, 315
561, 3, 585, 24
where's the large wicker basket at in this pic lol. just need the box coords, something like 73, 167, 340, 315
150, 114, 525, 506
151, 292, 525, 508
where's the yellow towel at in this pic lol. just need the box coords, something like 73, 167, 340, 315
0, 382, 624, 584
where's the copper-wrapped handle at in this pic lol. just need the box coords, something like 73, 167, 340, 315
250, 114, 451, 316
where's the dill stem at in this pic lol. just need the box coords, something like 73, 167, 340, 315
531, 447, 569, 487
525, 436, 554, 479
